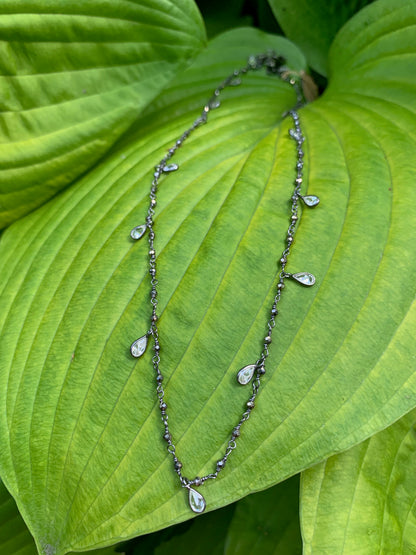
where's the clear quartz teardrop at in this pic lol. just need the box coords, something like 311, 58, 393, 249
188, 487, 206, 513
230, 77, 241, 86
237, 364, 257, 385
130, 224, 147, 240
301, 195, 320, 207
163, 163, 179, 172
291, 272, 316, 286
209, 98, 220, 109
130, 335, 148, 358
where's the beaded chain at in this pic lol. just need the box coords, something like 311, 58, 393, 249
129, 52, 319, 513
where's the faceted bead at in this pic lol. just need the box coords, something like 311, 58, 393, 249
301, 195, 320, 207
237, 364, 256, 385
130, 335, 148, 358
188, 487, 206, 513
291, 272, 316, 286
130, 224, 147, 240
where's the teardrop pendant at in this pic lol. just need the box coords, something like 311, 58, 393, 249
209, 98, 220, 109
188, 487, 206, 513
230, 77, 241, 86
300, 195, 320, 207
237, 364, 257, 385
130, 224, 147, 240
290, 272, 315, 286
130, 335, 148, 358
163, 163, 179, 172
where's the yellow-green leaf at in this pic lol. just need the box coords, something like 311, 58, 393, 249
0, 0, 206, 228
0, 0, 415, 552
301, 409, 416, 554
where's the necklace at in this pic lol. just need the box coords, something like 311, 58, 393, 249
129, 52, 319, 514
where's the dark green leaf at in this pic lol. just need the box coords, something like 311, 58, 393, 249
268, 0, 375, 75
0, 479, 124, 555
225, 476, 301, 554
195, 0, 253, 38
0, 480, 37, 555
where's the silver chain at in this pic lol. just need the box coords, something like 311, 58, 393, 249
129, 52, 319, 512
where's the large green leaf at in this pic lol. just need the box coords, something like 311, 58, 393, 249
268, 0, 375, 75
0, 0, 206, 229
301, 409, 416, 553
0, 27, 306, 554
0, 0, 415, 552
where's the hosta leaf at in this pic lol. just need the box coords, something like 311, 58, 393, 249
0, 28, 306, 554
268, 0, 374, 76
0, 0, 206, 228
301, 409, 416, 554
0, 0, 416, 551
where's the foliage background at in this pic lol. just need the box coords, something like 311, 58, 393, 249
0, 0, 415, 553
